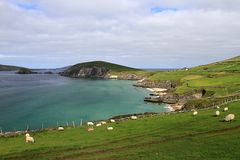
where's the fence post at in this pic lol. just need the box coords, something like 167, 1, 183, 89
0, 127, 2, 134
57, 121, 59, 127
26, 124, 29, 131
72, 121, 75, 128
80, 119, 82, 127
41, 123, 44, 130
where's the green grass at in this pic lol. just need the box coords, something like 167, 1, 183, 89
1, 101, 240, 160
146, 56, 240, 96
68, 61, 140, 73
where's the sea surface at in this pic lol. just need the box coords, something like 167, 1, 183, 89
0, 72, 168, 132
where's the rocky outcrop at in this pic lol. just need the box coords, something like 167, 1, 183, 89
134, 80, 177, 89
110, 73, 142, 80
61, 67, 109, 78
144, 88, 206, 108
16, 68, 36, 74
61, 67, 144, 80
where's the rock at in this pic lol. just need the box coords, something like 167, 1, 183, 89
134, 80, 176, 89
61, 67, 109, 78
16, 68, 36, 74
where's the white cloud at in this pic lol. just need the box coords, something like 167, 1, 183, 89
0, 0, 239, 68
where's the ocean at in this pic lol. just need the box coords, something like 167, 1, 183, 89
0, 72, 168, 131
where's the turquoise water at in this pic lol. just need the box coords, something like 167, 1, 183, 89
0, 72, 168, 131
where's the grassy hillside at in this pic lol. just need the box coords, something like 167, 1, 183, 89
68, 61, 140, 72
148, 56, 240, 96
0, 64, 24, 71
191, 56, 240, 72
1, 101, 240, 159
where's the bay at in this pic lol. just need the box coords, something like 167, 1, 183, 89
0, 72, 168, 131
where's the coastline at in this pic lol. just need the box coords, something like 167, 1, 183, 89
143, 85, 183, 112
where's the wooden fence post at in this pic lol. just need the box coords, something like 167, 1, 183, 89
72, 121, 75, 128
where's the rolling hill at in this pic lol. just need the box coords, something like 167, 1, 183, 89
0, 64, 24, 71
61, 61, 142, 78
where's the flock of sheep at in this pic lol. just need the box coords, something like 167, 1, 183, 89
25, 115, 138, 143
24, 107, 235, 143
192, 106, 235, 122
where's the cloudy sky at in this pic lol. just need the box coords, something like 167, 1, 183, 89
0, 0, 240, 68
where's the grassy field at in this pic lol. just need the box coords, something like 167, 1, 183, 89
148, 56, 240, 96
1, 101, 240, 160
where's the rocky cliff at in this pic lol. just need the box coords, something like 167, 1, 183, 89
61, 66, 109, 78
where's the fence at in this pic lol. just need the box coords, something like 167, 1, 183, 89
0, 119, 84, 137
194, 94, 240, 111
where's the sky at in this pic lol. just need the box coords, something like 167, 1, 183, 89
0, 0, 240, 69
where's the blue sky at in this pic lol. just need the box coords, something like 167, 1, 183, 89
0, 0, 239, 68
16, 2, 39, 11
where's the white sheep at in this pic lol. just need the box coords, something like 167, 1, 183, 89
96, 123, 102, 127
87, 122, 94, 126
110, 119, 115, 123
216, 106, 220, 109
224, 114, 235, 122
130, 116, 138, 120
107, 127, 113, 131
58, 126, 64, 131
193, 111, 198, 116
101, 121, 107, 125
223, 107, 228, 112
215, 110, 220, 116
25, 133, 35, 143
88, 127, 94, 132
224, 113, 235, 121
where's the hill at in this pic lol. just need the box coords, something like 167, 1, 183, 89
140, 55, 240, 109
0, 64, 24, 71
191, 56, 240, 72
61, 61, 143, 79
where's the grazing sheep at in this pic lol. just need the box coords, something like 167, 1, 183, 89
215, 110, 220, 116
193, 111, 198, 116
87, 127, 94, 132
224, 114, 235, 122
110, 119, 115, 123
96, 123, 102, 127
130, 116, 138, 120
216, 106, 220, 109
25, 133, 35, 143
107, 127, 113, 131
87, 122, 94, 126
101, 121, 106, 125
58, 126, 64, 131
223, 107, 228, 112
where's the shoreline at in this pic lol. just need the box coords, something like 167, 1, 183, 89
143, 86, 183, 112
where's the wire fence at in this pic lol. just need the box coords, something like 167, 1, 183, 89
189, 94, 240, 111
0, 119, 85, 137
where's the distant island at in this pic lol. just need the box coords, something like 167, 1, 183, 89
0, 64, 24, 71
